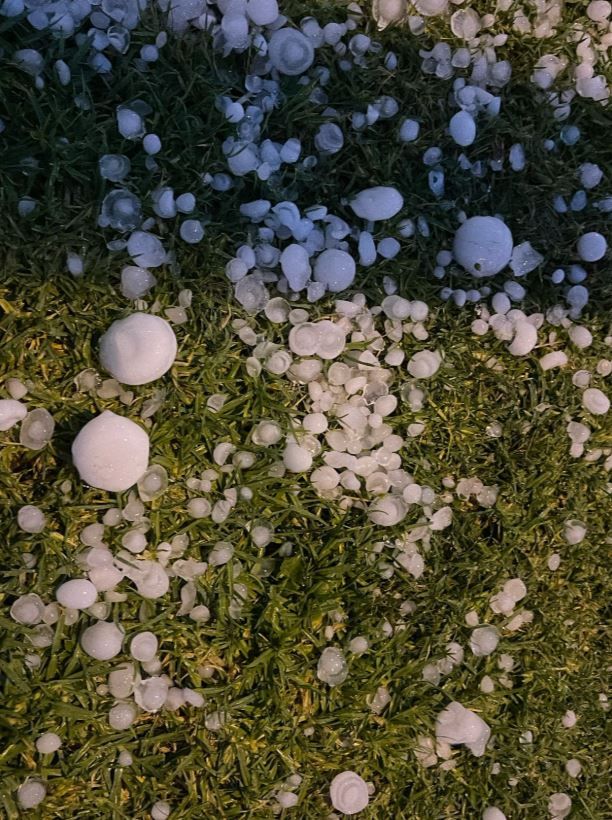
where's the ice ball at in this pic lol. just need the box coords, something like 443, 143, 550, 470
453, 216, 513, 277
81, 620, 124, 660
329, 771, 369, 815
99, 313, 177, 386
350, 186, 403, 221
56, 579, 98, 610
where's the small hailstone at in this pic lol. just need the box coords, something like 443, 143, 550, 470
317, 647, 348, 686
6, 378, 27, 400
349, 636, 368, 654
565, 758, 581, 777
582, 388, 609, 415
470, 626, 499, 656
568, 325, 592, 349
453, 217, 513, 277
449, 110, 476, 146
81, 621, 124, 660
483, 809, 507, 820
143, 133, 162, 155
109, 701, 137, 730
17, 779, 47, 809
579, 162, 603, 189
134, 676, 169, 712
548, 793, 572, 819
127, 231, 167, 268
407, 350, 441, 378
118, 750, 133, 766
399, 118, 420, 142
151, 801, 172, 820
313, 249, 356, 292
17, 505, 46, 533
180, 220, 204, 244
56, 579, 97, 610
315, 123, 344, 155
435, 701, 491, 757
36, 732, 62, 754
280, 244, 311, 292
329, 772, 369, 815
539, 351, 568, 371
130, 631, 158, 662
72, 411, 149, 492
350, 186, 403, 221
20, 408, 55, 450
268, 28, 314, 75
480, 675, 495, 694
121, 267, 157, 300
577, 232, 607, 262
283, 443, 313, 473
548, 553, 561, 571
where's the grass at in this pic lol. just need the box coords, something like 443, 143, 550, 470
0, 2, 611, 818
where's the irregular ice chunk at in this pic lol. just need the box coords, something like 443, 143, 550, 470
508, 322, 537, 356
280, 244, 311, 291
510, 242, 543, 276
268, 28, 314, 75
315, 123, 344, 155
10, 594, 45, 625
127, 231, 166, 268
81, 621, 124, 660
72, 411, 150, 492
539, 351, 568, 370
373, 0, 407, 30
99, 313, 177, 385
121, 266, 157, 299
130, 631, 158, 662
16, 504, 45, 533
329, 771, 369, 815
317, 647, 348, 686
117, 106, 144, 140
350, 186, 403, 221
435, 701, 491, 756
453, 217, 513, 277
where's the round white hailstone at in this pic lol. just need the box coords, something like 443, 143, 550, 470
350, 186, 404, 221
313, 249, 356, 292
0, 398, 27, 431
565, 758, 582, 777
582, 387, 609, 415
35, 732, 62, 754
56, 579, 97, 610
315, 320, 346, 359
539, 351, 568, 370
283, 443, 313, 472
548, 793, 572, 819
311, 466, 340, 491
508, 322, 538, 356
108, 701, 137, 730
449, 110, 476, 146
99, 313, 177, 385
81, 621, 124, 660
317, 647, 348, 686
151, 801, 172, 820
252, 420, 282, 446
134, 676, 169, 712
121, 266, 157, 299
483, 809, 507, 820
349, 636, 369, 654
368, 495, 407, 526
470, 626, 499, 657
118, 750, 133, 766
407, 350, 441, 378
303, 413, 328, 434
17, 779, 47, 809
17, 504, 46, 533
72, 411, 150, 492
277, 791, 299, 809
587, 0, 611, 22
329, 771, 369, 815
130, 631, 158, 662
577, 231, 607, 262
280, 244, 311, 292
246, 0, 278, 25
564, 520, 586, 545
568, 325, 592, 349
453, 217, 513, 277
268, 28, 314, 75
289, 323, 320, 356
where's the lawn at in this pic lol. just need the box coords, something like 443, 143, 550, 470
0, 2, 611, 818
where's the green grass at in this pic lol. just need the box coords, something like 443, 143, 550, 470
1, 2, 611, 818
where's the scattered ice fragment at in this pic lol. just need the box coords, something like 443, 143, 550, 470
56, 579, 97, 610
510, 242, 543, 276
36, 732, 62, 754
350, 186, 403, 221
81, 621, 124, 660
117, 105, 145, 140
315, 123, 344, 155
407, 350, 441, 378
435, 701, 491, 756
99, 189, 142, 232
268, 28, 314, 75
453, 217, 513, 277
449, 110, 476, 146
582, 388, 609, 415
17, 779, 47, 810
72, 410, 150, 492
99, 313, 177, 385
577, 232, 607, 262
329, 771, 369, 815
17, 504, 45, 533
317, 647, 348, 686
138, 465, 168, 501
20, 408, 55, 450
508, 322, 537, 356
539, 351, 568, 370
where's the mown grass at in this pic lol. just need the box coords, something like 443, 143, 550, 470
1, 2, 611, 818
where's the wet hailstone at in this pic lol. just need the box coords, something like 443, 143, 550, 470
453, 216, 513, 277
151, 801, 172, 820
483, 809, 507, 820
329, 771, 369, 815
109, 701, 137, 729
81, 621, 124, 660
317, 647, 348, 686
17, 504, 46, 534
130, 631, 159, 662
470, 625, 499, 656
582, 387, 610, 415
72, 411, 150, 492
56, 579, 98, 610
20, 408, 55, 450
548, 793, 572, 819
17, 779, 47, 810
435, 701, 491, 757
127, 231, 167, 268
350, 186, 404, 221
99, 313, 177, 385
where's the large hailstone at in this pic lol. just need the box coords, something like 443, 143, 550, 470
453, 216, 513, 277
435, 701, 491, 756
81, 620, 124, 660
350, 186, 404, 221
72, 411, 150, 492
329, 771, 369, 815
268, 28, 314, 75
313, 249, 356, 292
99, 313, 177, 385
